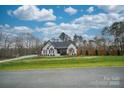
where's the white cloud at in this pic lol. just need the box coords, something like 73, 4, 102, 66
82, 34, 95, 40
87, 6, 94, 13
98, 5, 124, 13
73, 13, 124, 29
5, 5, 124, 41
13, 26, 33, 33
33, 9, 124, 40
35, 22, 86, 41
35, 11, 124, 40
64, 6, 77, 15
60, 23, 78, 31
0, 24, 33, 36
45, 22, 56, 27
4, 13, 124, 40
42, 6, 124, 40
8, 5, 56, 21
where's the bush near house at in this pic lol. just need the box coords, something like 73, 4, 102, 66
77, 46, 123, 56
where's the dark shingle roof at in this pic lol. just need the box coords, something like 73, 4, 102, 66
51, 41, 75, 49
43, 40, 76, 49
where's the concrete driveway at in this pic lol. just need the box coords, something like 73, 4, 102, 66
0, 67, 124, 88
0, 55, 37, 63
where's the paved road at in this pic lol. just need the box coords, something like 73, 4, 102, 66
0, 55, 37, 63
0, 67, 124, 88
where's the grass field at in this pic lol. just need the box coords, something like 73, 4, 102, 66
0, 56, 124, 71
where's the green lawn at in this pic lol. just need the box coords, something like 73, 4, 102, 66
0, 56, 124, 71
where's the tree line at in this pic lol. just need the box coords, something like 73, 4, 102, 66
57, 21, 124, 56
0, 21, 124, 59
0, 32, 42, 59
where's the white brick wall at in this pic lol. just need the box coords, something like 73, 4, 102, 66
41, 43, 77, 56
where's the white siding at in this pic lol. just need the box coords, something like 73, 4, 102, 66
41, 42, 58, 56
41, 42, 77, 56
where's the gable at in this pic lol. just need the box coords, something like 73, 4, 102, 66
42, 42, 55, 50
67, 44, 77, 50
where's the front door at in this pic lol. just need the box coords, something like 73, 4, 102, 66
57, 48, 67, 55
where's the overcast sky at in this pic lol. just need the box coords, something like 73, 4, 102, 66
0, 5, 124, 40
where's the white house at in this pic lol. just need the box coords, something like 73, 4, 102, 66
41, 41, 77, 56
